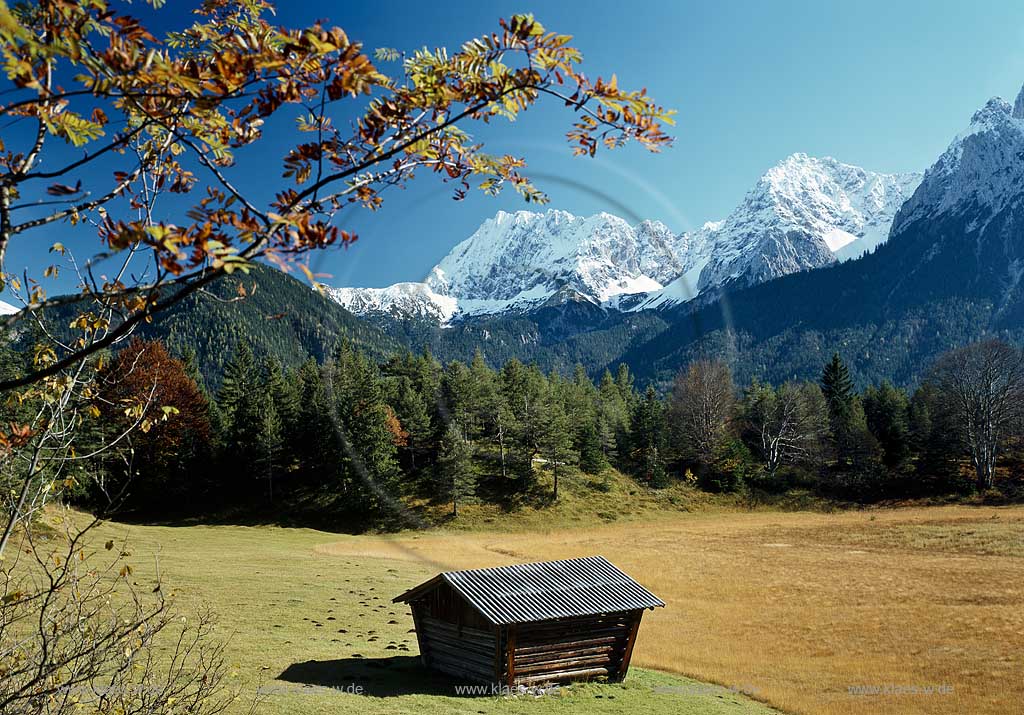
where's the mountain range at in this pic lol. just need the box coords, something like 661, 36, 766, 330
324, 153, 922, 321
108, 82, 1024, 390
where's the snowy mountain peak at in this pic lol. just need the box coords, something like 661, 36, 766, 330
691, 153, 921, 295
327, 156, 921, 321
893, 90, 1024, 234
973, 97, 1013, 127
322, 282, 458, 323
326, 209, 685, 322
418, 208, 681, 315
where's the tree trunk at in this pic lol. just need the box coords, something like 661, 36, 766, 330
976, 448, 995, 491
498, 428, 507, 480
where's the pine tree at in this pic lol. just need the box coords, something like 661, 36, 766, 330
562, 364, 598, 450
821, 352, 855, 427
820, 352, 872, 469
536, 391, 576, 500
218, 343, 257, 427
178, 345, 204, 390
628, 386, 667, 487
294, 357, 341, 486
615, 363, 635, 405
263, 357, 299, 473
218, 343, 264, 486
500, 360, 549, 489
253, 395, 283, 502
392, 376, 433, 471
469, 348, 504, 441
328, 341, 401, 512
863, 381, 911, 470
441, 360, 474, 435
597, 369, 628, 463
436, 422, 475, 516
578, 419, 608, 475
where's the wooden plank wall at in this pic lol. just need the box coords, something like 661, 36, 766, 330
408, 598, 646, 687
413, 611, 500, 683
509, 610, 642, 685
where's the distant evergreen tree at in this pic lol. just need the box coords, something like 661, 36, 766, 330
253, 395, 283, 502
597, 368, 629, 463
218, 343, 257, 424
863, 381, 911, 470
218, 343, 266, 487
578, 419, 609, 475
908, 380, 964, 492
536, 391, 576, 500
392, 376, 433, 471
560, 364, 599, 450
821, 352, 855, 429
329, 341, 403, 513
615, 363, 635, 405
294, 357, 342, 486
820, 353, 881, 472
436, 422, 475, 516
500, 360, 549, 488
178, 345, 204, 388
264, 356, 299, 472
628, 386, 668, 487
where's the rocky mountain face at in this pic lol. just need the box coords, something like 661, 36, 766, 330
326, 210, 682, 320
326, 155, 921, 322
693, 154, 921, 292
325, 282, 458, 323
878, 90, 1024, 322
622, 84, 1024, 386
425, 210, 681, 312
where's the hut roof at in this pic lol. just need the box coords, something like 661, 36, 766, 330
392, 555, 664, 625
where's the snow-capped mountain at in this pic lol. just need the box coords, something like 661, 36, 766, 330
667, 154, 919, 304
326, 155, 921, 322
893, 95, 1024, 234
0, 300, 18, 315
327, 210, 684, 320
623, 82, 1024, 386
627, 220, 722, 310
879, 85, 1024, 317
324, 282, 457, 323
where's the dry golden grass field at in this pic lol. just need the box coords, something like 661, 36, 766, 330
66, 503, 1024, 715
317, 505, 1024, 715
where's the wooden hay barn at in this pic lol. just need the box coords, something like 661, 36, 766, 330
392, 556, 665, 686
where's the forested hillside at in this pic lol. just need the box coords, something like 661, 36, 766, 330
95, 261, 1023, 393
4, 332, 1013, 534
138, 265, 401, 388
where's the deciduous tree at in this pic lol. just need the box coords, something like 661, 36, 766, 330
930, 339, 1024, 490
666, 359, 735, 466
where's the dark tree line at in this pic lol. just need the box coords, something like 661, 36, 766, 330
656, 341, 1024, 499
14, 337, 1018, 528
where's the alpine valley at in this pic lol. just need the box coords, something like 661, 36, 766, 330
150, 86, 1024, 389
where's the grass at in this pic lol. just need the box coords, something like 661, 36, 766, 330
403, 467, 834, 533
39, 493, 1024, 715
317, 504, 1024, 715
56, 513, 779, 715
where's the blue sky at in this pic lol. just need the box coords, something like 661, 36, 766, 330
7, 0, 1024, 294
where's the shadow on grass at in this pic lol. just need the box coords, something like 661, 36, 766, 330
277, 656, 484, 697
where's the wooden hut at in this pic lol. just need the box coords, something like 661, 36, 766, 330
392, 555, 664, 686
